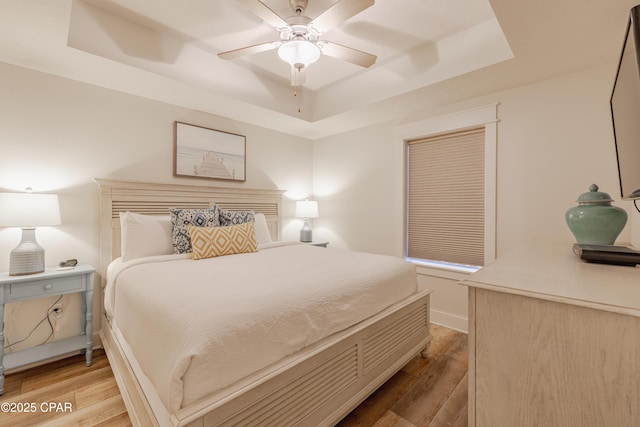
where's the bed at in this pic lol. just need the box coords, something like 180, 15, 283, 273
95, 178, 432, 427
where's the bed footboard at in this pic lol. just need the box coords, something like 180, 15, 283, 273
103, 289, 431, 427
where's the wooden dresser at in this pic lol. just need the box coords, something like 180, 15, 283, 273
460, 243, 640, 427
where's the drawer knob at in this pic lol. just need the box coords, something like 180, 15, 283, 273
44, 284, 53, 291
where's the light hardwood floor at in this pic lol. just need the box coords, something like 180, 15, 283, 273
0, 324, 467, 427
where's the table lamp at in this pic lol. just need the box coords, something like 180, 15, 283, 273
0, 189, 61, 275
295, 199, 318, 243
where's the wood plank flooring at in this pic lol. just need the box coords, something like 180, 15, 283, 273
0, 324, 467, 426
338, 324, 468, 427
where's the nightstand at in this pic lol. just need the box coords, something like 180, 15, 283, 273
0, 264, 95, 394
307, 241, 329, 248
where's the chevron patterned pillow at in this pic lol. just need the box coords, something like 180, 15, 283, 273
187, 222, 257, 260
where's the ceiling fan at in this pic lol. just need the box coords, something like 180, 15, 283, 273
218, 0, 377, 86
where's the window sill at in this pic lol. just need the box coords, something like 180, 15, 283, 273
406, 258, 480, 280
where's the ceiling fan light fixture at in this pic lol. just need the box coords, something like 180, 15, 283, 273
278, 40, 321, 69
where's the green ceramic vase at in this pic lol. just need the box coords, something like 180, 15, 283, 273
565, 184, 627, 245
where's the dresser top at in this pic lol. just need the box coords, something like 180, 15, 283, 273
460, 243, 640, 317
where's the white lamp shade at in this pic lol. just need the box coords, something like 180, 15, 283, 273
295, 200, 319, 218
0, 192, 61, 227
278, 40, 321, 68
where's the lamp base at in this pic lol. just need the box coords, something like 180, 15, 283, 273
300, 219, 312, 243
10, 228, 45, 276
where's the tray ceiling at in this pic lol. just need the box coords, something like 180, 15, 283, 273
0, 0, 636, 138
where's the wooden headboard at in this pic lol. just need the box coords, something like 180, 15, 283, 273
95, 178, 285, 281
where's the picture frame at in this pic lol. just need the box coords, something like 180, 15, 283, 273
174, 121, 246, 182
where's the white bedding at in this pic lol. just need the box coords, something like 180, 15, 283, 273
105, 242, 417, 412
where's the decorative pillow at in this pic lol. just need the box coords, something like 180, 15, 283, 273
170, 207, 220, 254
119, 212, 173, 262
253, 212, 272, 245
187, 222, 257, 260
218, 209, 255, 226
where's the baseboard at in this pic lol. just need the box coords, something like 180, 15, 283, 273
430, 309, 468, 333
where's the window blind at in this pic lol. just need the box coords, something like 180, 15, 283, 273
406, 128, 485, 266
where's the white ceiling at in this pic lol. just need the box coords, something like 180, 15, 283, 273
0, 0, 637, 139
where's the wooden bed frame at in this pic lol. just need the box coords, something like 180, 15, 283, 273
95, 178, 432, 427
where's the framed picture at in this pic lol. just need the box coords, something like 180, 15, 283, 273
174, 121, 246, 182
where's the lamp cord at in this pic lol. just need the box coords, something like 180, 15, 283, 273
4, 295, 62, 351
635, 199, 640, 214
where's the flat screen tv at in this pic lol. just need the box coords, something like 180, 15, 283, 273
611, 4, 640, 200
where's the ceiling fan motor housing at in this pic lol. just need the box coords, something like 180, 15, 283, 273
280, 16, 319, 41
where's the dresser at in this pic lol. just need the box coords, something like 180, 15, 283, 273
460, 243, 640, 427
0, 264, 95, 394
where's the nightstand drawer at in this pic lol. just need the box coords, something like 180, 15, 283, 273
8, 275, 84, 301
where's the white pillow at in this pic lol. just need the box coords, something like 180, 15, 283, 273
119, 212, 174, 262
253, 212, 272, 244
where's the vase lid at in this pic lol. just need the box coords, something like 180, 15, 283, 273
576, 184, 614, 203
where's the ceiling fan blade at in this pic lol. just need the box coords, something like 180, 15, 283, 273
310, 0, 374, 35
218, 41, 281, 60
320, 41, 376, 68
237, 0, 289, 30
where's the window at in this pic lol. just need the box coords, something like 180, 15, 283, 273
407, 128, 485, 266
399, 105, 497, 270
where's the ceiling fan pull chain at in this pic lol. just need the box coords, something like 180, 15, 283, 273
294, 86, 302, 113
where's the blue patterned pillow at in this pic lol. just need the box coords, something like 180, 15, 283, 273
218, 209, 255, 227
170, 207, 220, 254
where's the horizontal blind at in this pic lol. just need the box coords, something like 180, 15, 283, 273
407, 128, 485, 266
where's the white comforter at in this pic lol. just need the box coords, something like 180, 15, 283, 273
105, 242, 417, 412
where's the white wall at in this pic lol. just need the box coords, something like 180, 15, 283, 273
0, 63, 314, 351
313, 63, 638, 332
493, 64, 632, 253
312, 122, 404, 255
